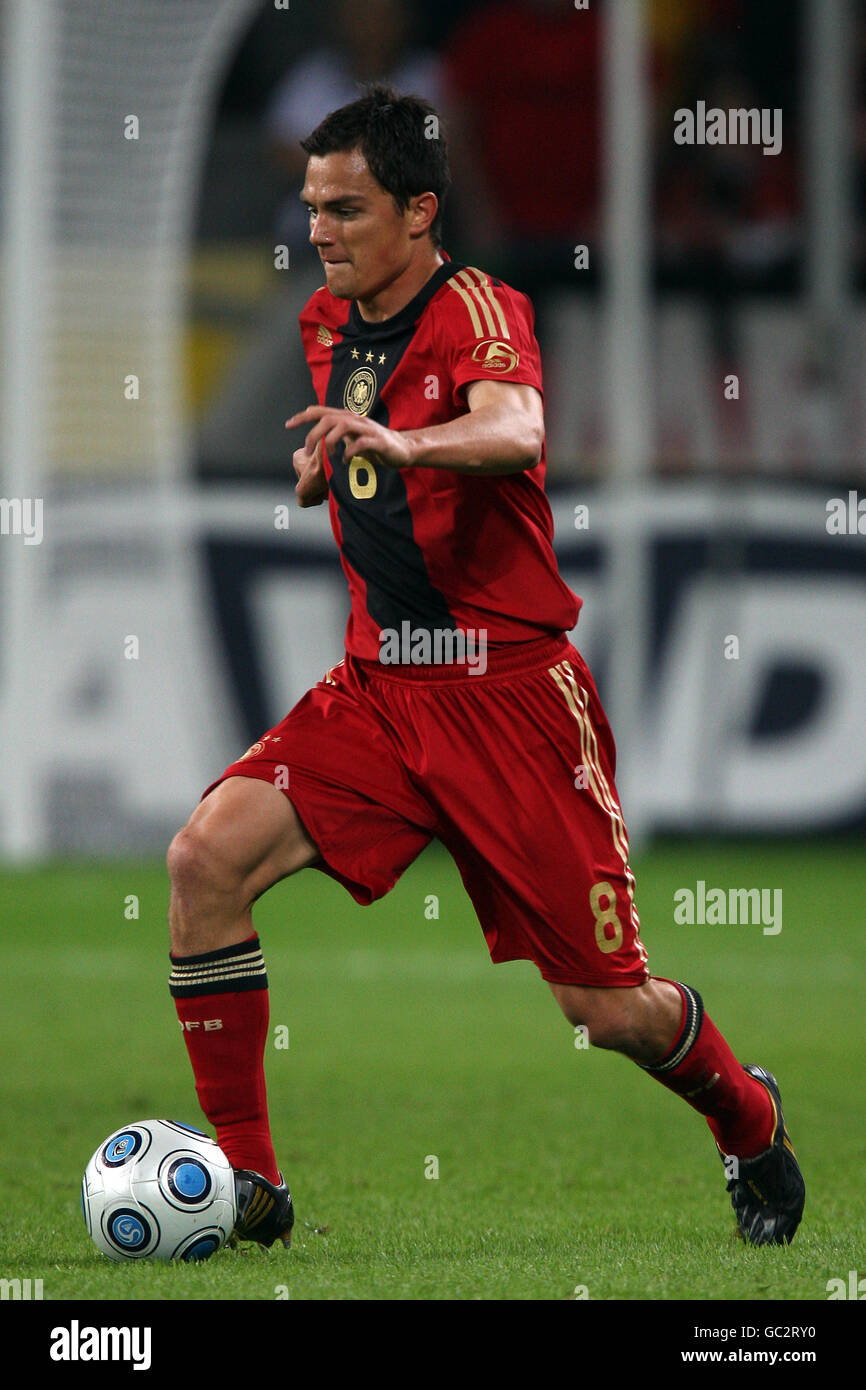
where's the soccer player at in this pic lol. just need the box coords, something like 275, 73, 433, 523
166, 87, 804, 1251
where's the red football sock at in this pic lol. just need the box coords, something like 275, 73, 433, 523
640, 979, 774, 1158
169, 935, 280, 1186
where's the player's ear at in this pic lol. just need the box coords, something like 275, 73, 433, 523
408, 191, 438, 241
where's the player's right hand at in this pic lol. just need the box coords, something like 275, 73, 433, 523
292, 441, 329, 507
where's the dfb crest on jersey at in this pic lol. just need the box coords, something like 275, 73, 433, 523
344, 367, 377, 415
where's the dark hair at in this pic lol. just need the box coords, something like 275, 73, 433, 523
300, 84, 450, 248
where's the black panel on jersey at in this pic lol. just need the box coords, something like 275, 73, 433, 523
326, 261, 461, 638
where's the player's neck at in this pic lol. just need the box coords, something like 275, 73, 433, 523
356, 248, 445, 324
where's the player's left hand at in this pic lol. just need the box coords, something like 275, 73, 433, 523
285, 406, 414, 471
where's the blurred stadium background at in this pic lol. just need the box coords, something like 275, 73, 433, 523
0, 0, 863, 859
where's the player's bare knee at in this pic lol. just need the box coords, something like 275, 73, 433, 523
167, 823, 245, 908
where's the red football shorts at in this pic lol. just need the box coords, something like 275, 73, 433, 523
202, 634, 650, 987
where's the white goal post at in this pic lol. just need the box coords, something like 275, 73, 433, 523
0, 0, 260, 858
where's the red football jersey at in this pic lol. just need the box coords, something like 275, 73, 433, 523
298, 256, 581, 660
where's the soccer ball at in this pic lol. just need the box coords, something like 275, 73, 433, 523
81, 1120, 237, 1262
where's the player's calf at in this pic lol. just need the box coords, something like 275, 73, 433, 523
548, 978, 682, 1061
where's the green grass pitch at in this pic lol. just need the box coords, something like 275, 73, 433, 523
0, 839, 862, 1302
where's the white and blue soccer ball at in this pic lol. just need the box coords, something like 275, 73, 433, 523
81, 1120, 237, 1262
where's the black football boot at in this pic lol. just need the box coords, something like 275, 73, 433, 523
719, 1065, 805, 1246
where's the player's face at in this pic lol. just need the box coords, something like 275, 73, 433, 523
301, 150, 416, 304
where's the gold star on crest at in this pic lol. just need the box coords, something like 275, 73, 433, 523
365, 351, 374, 362
351, 347, 359, 359
378, 353, 386, 364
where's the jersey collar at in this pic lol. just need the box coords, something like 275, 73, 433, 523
346, 257, 461, 339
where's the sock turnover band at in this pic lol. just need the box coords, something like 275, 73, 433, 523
169, 936, 268, 998
639, 980, 703, 1075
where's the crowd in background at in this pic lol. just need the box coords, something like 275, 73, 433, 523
212, 0, 805, 296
